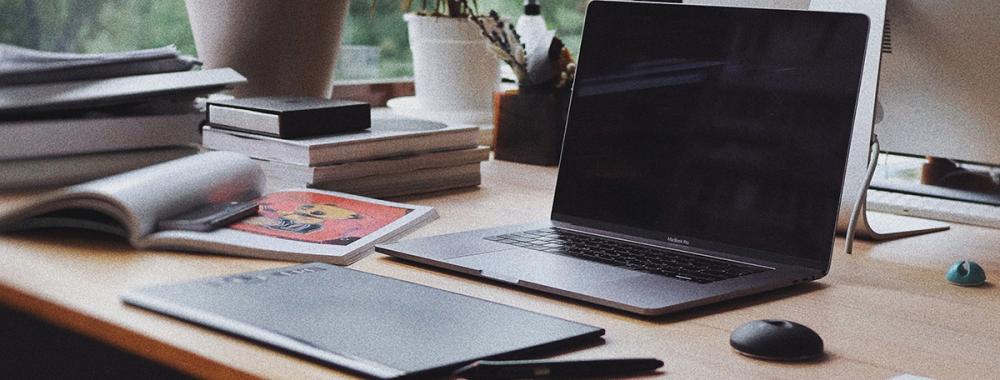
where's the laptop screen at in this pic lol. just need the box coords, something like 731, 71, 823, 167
552, 1, 869, 266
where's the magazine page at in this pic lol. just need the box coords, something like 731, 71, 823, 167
0, 152, 264, 240
139, 189, 438, 265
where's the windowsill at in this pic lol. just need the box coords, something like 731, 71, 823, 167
333, 77, 494, 147
332, 78, 414, 107
333, 77, 413, 86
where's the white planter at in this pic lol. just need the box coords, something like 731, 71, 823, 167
405, 14, 500, 113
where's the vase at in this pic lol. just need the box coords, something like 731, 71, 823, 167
185, 0, 349, 98
404, 14, 500, 113
492, 87, 571, 166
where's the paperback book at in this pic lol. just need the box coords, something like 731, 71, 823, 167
0, 111, 203, 160
201, 117, 479, 166
256, 146, 490, 184
0, 146, 197, 190
270, 163, 483, 198
0, 68, 245, 115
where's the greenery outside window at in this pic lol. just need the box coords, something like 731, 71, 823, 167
1, 0, 586, 83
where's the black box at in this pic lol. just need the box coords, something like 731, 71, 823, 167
207, 97, 370, 138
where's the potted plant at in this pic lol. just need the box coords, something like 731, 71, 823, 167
470, 10, 577, 166
399, 0, 500, 114
185, 1, 349, 97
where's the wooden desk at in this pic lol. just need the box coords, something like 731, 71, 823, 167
1, 159, 998, 379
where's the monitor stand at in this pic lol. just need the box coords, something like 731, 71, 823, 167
841, 144, 950, 254
854, 206, 949, 240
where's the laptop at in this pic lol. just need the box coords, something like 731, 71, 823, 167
376, 1, 871, 315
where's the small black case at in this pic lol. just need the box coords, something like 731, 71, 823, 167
207, 97, 370, 138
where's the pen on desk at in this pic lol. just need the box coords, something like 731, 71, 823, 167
451, 358, 664, 380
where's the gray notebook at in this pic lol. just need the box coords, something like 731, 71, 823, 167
122, 263, 603, 379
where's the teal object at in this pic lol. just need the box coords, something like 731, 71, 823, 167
946, 260, 987, 286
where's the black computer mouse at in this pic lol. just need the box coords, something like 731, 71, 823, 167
729, 319, 824, 361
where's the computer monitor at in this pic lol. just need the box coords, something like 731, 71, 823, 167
876, 0, 1000, 166
680, 0, 890, 231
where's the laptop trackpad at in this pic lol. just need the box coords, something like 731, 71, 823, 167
448, 248, 640, 286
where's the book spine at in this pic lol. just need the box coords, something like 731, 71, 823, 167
208, 105, 281, 137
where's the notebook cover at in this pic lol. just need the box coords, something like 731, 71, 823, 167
121, 263, 604, 379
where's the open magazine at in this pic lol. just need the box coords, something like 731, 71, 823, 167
0, 152, 437, 265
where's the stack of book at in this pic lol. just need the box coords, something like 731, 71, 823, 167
201, 103, 488, 198
0, 44, 245, 190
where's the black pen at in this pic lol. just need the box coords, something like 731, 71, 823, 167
452, 358, 664, 379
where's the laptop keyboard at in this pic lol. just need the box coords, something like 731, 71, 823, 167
484, 228, 769, 284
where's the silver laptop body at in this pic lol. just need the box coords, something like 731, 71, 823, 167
377, 1, 871, 315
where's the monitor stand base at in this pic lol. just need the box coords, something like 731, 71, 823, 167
855, 208, 950, 240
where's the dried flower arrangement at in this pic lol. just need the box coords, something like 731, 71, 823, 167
476, 8, 576, 166
469, 11, 576, 89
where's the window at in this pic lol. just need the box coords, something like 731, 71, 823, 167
0, 1, 196, 56
1, 0, 586, 83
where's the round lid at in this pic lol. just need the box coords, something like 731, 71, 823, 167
524, 0, 541, 15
